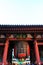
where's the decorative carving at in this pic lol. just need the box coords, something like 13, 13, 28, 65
36, 35, 41, 38
9, 34, 14, 38
27, 34, 33, 38
0, 35, 5, 38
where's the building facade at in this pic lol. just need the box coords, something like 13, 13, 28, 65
0, 25, 43, 65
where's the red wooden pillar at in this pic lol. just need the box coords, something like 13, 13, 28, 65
3, 39, 9, 65
27, 44, 30, 56
34, 40, 41, 65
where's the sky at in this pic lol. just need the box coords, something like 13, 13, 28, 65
0, 0, 43, 25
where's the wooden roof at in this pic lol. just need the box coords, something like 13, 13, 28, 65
0, 25, 43, 33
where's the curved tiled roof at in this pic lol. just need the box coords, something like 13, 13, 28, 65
0, 25, 43, 28
0, 25, 43, 33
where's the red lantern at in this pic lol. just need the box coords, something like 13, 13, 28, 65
14, 41, 30, 58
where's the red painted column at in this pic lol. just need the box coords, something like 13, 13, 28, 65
27, 44, 30, 56
3, 39, 9, 65
34, 40, 41, 65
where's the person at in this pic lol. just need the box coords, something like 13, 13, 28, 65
26, 63, 30, 65
26, 63, 28, 65
32, 63, 34, 65
28, 63, 30, 65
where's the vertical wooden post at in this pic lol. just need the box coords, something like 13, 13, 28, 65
3, 39, 9, 65
34, 40, 41, 65
27, 44, 30, 56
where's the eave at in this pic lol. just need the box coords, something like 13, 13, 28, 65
0, 25, 43, 33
